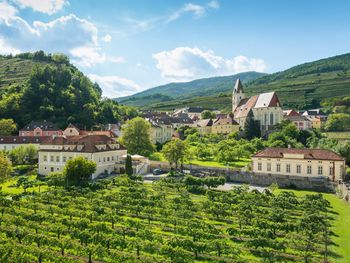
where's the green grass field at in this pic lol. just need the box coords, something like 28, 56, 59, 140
188, 158, 251, 168
324, 132, 350, 141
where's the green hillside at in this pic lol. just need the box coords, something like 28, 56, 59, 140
0, 51, 132, 129
120, 53, 350, 112
117, 71, 265, 107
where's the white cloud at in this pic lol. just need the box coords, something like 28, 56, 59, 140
207, 0, 220, 9
102, 34, 112, 43
167, 3, 206, 23
0, 8, 123, 67
153, 47, 266, 81
12, 0, 68, 14
88, 74, 141, 98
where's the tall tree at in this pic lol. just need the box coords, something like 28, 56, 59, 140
0, 119, 17, 136
243, 112, 261, 140
120, 117, 154, 157
0, 153, 12, 182
64, 157, 96, 186
162, 139, 188, 170
125, 154, 133, 177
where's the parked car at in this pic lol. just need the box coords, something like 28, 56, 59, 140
153, 169, 166, 175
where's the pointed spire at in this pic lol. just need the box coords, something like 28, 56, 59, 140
233, 78, 244, 93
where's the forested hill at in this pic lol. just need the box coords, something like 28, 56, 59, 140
117, 71, 266, 107
0, 51, 135, 129
119, 53, 350, 112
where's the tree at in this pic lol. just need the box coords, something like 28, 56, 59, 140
243, 113, 261, 139
324, 113, 350, 131
64, 157, 96, 186
125, 154, 133, 177
162, 139, 188, 170
201, 110, 216, 119
203, 176, 226, 189
0, 153, 12, 182
120, 117, 155, 157
0, 119, 16, 136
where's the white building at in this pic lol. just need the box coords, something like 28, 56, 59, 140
232, 79, 283, 132
252, 147, 346, 181
0, 136, 48, 151
38, 135, 127, 178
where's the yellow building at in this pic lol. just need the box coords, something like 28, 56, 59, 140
149, 120, 173, 144
212, 117, 240, 135
252, 147, 346, 181
193, 119, 213, 135
38, 135, 127, 179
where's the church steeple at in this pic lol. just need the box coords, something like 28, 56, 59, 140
232, 78, 245, 113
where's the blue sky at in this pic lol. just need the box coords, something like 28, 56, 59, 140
0, 0, 349, 98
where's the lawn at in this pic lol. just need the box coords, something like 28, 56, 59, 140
275, 189, 350, 262
188, 157, 251, 168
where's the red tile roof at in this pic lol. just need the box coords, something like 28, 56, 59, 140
0, 136, 50, 144
253, 147, 344, 161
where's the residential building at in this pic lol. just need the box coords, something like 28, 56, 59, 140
0, 136, 49, 151
283, 109, 301, 117
284, 115, 312, 130
211, 116, 240, 135
193, 119, 213, 135
19, 120, 62, 137
173, 107, 220, 120
302, 109, 327, 129
38, 135, 127, 178
149, 119, 173, 144
232, 79, 283, 132
252, 147, 346, 181
63, 124, 117, 138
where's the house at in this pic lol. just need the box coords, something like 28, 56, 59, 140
63, 124, 117, 138
173, 107, 220, 120
148, 119, 173, 144
232, 79, 283, 132
38, 135, 127, 178
310, 116, 325, 129
170, 113, 194, 129
211, 116, 240, 135
193, 119, 213, 135
0, 136, 49, 151
283, 109, 301, 117
252, 147, 346, 181
284, 115, 312, 130
19, 121, 62, 137
301, 109, 327, 129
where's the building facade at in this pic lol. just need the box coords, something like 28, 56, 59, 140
284, 115, 312, 130
38, 135, 127, 178
0, 136, 48, 151
232, 79, 283, 132
19, 121, 62, 137
252, 147, 346, 181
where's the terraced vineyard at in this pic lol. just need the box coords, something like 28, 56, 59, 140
0, 175, 339, 262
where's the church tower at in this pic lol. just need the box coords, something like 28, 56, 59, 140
232, 78, 245, 113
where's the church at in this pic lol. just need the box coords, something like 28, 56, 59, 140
232, 79, 283, 132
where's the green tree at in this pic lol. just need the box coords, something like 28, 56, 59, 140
0, 153, 12, 182
243, 113, 261, 139
201, 110, 216, 119
162, 139, 189, 170
325, 113, 350, 131
64, 157, 96, 186
0, 119, 17, 136
120, 117, 155, 157
125, 154, 133, 177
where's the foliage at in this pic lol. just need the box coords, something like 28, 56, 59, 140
64, 157, 96, 186
162, 139, 189, 170
0, 118, 17, 135
120, 117, 155, 157
8, 144, 37, 165
201, 110, 216, 119
324, 113, 350, 131
0, 51, 135, 128
125, 154, 133, 177
0, 152, 12, 182
243, 113, 261, 140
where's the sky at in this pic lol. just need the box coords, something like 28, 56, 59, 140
0, 0, 350, 98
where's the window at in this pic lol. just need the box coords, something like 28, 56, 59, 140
296, 165, 301, 174
44, 155, 47, 162
276, 164, 281, 172
107, 157, 110, 162
257, 163, 262, 171
267, 163, 271, 172
270, 113, 274, 125
50, 156, 54, 162
318, 166, 323, 175
50, 167, 54, 172
307, 165, 312, 174
329, 166, 334, 176
56, 156, 60, 162
63, 156, 67, 162
286, 164, 291, 173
